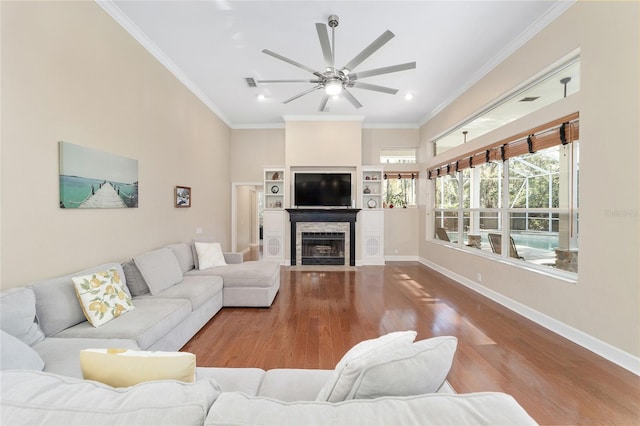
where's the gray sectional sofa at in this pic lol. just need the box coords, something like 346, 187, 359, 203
0, 242, 538, 425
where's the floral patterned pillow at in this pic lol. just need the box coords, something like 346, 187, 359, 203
72, 268, 135, 327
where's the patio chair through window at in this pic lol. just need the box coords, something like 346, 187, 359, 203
435, 227, 450, 242
488, 233, 524, 260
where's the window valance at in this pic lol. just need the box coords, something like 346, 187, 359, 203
427, 113, 579, 179
383, 172, 419, 180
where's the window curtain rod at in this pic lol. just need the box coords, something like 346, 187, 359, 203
427, 113, 579, 179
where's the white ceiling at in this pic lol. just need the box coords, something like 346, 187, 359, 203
101, 1, 574, 129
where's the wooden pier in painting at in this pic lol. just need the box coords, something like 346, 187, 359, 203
78, 182, 126, 208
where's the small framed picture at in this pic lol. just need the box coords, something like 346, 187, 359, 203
175, 186, 191, 208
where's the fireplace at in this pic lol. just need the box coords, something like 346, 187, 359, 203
286, 209, 360, 266
301, 232, 345, 265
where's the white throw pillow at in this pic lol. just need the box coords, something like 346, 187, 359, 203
315, 331, 417, 402
72, 267, 134, 327
195, 242, 227, 270
347, 336, 458, 399
80, 349, 196, 387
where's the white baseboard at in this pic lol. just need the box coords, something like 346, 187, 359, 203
419, 257, 640, 376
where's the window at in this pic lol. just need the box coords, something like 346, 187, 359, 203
431, 119, 579, 275
433, 56, 580, 156
383, 172, 417, 208
380, 148, 417, 164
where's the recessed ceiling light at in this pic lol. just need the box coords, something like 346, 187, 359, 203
405, 93, 414, 101
257, 94, 266, 101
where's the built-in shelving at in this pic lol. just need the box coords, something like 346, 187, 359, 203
263, 167, 286, 263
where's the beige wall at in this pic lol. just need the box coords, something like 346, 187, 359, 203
0, 1, 231, 288
419, 1, 639, 360
285, 120, 362, 169
230, 129, 285, 183
361, 128, 420, 166
235, 185, 253, 252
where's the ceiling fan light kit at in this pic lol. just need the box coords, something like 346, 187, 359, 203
256, 15, 416, 112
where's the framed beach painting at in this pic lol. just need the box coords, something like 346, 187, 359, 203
175, 186, 191, 208
59, 141, 138, 209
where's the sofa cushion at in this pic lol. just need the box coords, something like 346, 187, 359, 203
205, 391, 538, 426
347, 336, 458, 399
185, 260, 280, 288
72, 267, 135, 327
316, 331, 417, 402
194, 242, 227, 270
0, 287, 45, 345
33, 337, 139, 379
122, 260, 150, 296
259, 369, 333, 402
135, 276, 223, 311
80, 349, 196, 387
134, 248, 183, 296
196, 367, 266, 395
0, 370, 221, 426
29, 263, 126, 337
0, 330, 45, 371
54, 298, 191, 350
166, 243, 196, 273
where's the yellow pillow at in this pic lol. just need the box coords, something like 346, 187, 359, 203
72, 267, 134, 327
80, 349, 196, 387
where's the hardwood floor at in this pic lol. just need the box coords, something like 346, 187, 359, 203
183, 254, 640, 425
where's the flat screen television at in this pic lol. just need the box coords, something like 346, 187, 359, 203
294, 173, 352, 207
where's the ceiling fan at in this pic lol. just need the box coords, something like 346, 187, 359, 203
256, 15, 416, 112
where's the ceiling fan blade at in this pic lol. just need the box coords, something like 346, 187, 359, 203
262, 49, 323, 78
283, 85, 322, 104
257, 79, 322, 84
342, 89, 363, 109
350, 62, 416, 80
350, 81, 398, 95
343, 30, 394, 72
318, 94, 329, 112
315, 23, 333, 68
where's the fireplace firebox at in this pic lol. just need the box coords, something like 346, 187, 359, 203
301, 232, 345, 265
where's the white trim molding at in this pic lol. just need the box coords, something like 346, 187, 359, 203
419, 256, 640, 376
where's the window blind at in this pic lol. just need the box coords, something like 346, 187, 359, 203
383, 172, 419, 180
428, 113, 579, 179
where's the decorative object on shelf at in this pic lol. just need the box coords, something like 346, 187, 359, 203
175, 186, 191, 208
275, 200, 282, 208
389, 204, 394, 208
271, 172, 280, 180
367, 199, 377, 208
372, 175, 378, 180
271, 185, 279, 194
365, 176, 370, 180
363, 185, 371, 194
